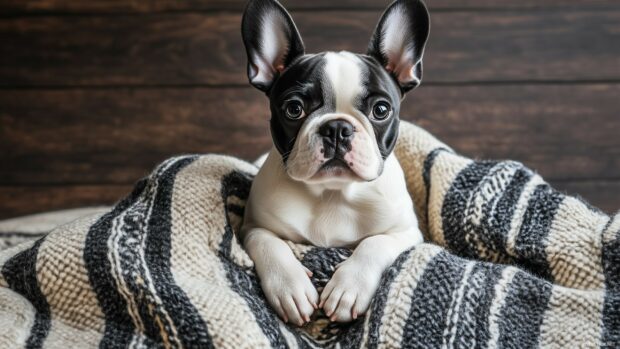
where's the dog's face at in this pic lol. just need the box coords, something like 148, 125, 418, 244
242, 0, 430, 184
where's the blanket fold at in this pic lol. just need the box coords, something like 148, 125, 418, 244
0, 121, 618, 348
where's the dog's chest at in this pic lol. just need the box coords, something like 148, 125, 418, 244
268, 187, 394, 248
305, 194, 367, 247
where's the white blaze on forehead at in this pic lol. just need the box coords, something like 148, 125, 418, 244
323, 52, 364, 113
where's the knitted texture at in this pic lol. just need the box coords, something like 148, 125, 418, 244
0, 121, 618, 348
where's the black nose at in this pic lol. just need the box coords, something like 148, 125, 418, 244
319, 119, 354, 142
318, 119, 354, 157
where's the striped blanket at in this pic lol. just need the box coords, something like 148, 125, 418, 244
0, 121, 618, 348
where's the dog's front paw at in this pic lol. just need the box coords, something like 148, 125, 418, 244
261, 264, 319, 326
319, 259, 382, 322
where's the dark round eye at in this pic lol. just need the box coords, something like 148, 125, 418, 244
372, 101, 392, 120
285, 101, 305, 119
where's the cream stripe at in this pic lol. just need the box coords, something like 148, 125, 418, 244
539, 285, 605, 348
486, 267, 518, 349
545, 196, 608, 290
169, 156, 272, 347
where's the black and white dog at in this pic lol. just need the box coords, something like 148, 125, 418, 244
240, 0, 430, 325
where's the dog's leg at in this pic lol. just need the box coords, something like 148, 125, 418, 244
319, 228, 423, 322
242, 227, 319, 326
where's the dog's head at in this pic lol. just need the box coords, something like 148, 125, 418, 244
242, 0, 430, 184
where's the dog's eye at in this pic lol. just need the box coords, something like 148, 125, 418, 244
372, 101, 392, 120
284, 101, 305, 119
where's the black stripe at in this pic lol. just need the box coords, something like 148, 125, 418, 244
0, 231, 49, 238
365, 249, 415, 349
84, 178, 149, 348
218, 171, 291, 348
2, 238, 50, 348
143, 156, 215, 348
423, 147, 450, 232
0, 231, 49, 251
441, 160, 497, 258
496, 271, 552, 348
400, 251, 468, 348
2, 237, 51, 349
422, 148, 450, 197
513, 184, 563, 280
226, 203, 245, 217
601, 218, 620, 348
480, 168, 533, 263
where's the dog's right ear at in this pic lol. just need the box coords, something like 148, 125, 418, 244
242, 0, 305, 92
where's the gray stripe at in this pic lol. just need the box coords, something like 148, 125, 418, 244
400, 251, 467, 348
513, 184, 563, 280
441, 160, 498, 258
496, 271, 552, 348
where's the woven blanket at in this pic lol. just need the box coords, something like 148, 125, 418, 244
0, 121, 618, 348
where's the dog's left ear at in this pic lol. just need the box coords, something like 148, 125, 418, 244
367, 0, 430, 94
241, 0, 305, 92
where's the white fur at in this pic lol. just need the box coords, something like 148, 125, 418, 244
242, 51, 422, 325
286, 52, 382, 182
242, 147, 422, 324
324, 52, 363, 114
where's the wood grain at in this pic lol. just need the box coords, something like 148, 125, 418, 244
1, 10, 619, 86
1, 84, 618, 185
0, 180, 616, 220
1, 0, 617, 14
0, 184, 132, 220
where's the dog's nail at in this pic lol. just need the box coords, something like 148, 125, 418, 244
313, 303, 318, 309
330, 315, 337, 322
352, 311, 358, 320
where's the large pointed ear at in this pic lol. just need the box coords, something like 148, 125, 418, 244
241, 0, 305, 92
367, 0, 430, 94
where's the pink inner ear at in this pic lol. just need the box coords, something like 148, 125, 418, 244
386, 63, 418, 85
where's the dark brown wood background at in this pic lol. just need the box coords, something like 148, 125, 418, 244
1, 0, 619, 219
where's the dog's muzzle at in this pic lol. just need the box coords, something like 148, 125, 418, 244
318, 119, 354, 159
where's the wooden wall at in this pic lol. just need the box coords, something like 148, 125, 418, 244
0, 0, 618, 218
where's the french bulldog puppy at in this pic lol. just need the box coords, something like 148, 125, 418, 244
240, 0, 430, 325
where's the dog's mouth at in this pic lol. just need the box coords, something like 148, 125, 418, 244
320, 157, 350, 171
311, 157, 359, 181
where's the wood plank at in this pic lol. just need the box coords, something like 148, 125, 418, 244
0, 180, 615, 221
1, 84, 618, 185
0, 87, 272, 184
0, 184, 132, 220
1, 10, 619, 86
1, 0, 617, 14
